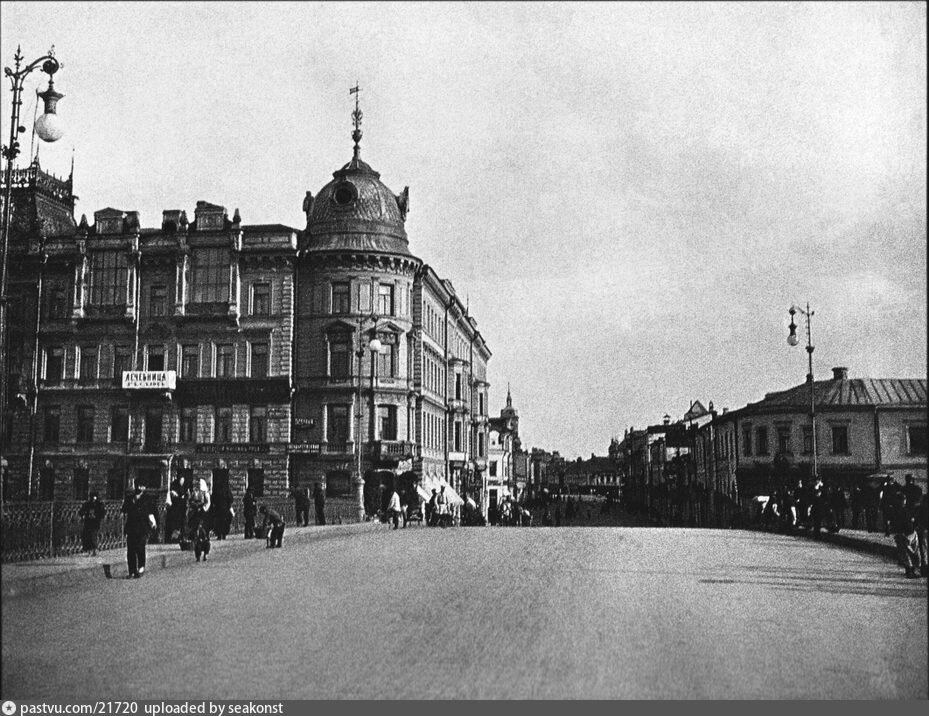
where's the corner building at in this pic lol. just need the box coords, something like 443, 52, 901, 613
292, 133, 491, 513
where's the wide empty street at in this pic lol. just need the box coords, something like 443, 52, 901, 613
2, 526, 926, 699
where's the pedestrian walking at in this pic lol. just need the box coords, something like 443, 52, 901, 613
78, 491, 106, 556
915, 494, 928, 578
312, 482, 327, 526
243, 486, 258, 539
259, 504, 285, 548
387, 489, 403, 530
164, 474, 190, 544
188, 479, 211, 561
121, 481, 156, 579
427, 489, 439, 527
830, 485, 848, 530
436, 485, 451, 528
212, 481, 234, 540
293, 485, 311, 527
902, 475, 923, 512
880, 476, 902, 537
889, 491, 920, 578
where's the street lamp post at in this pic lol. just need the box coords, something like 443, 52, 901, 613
787, 303, 818, 482
1, 45, 65, 499
354, 313, 381, 522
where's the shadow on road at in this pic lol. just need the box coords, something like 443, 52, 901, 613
700, 564, 927, 599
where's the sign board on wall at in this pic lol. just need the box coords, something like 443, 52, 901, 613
122, 371, 177, 390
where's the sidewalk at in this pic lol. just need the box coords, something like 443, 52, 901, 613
1, 520, 384, 598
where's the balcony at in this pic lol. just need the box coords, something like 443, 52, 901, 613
447, 398, 469, 413
367, 440, 418, 462
288, 441, 354, 456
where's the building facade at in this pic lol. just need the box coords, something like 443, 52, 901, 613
1, 110, 492, 511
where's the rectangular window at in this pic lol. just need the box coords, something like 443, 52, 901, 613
358, 283, 371, 312
490, 461, 497, 478
149, 284, 168, 317
215, 407, 232, 443
776, 426, 791, 454
44, 406, 60, 443
454, 421, 463, 452
378, 405, 397, 441
755, 427, 768, 456
47, 284, 68, 319
378, 284, 394, 316
113, 346, 132, 379
377, 344, 396, 378
251, 343, 269, 379
111, 405, 129, 443
478, 432, 485, 458
331, 283, 350, 314
742, 427, 753, 457
107, 468, 125, 500
455, 373, 462, 400
252, 283, 271, 316
77, 406, 95, 444
216, 344, 234, 378
182, 345, 199, 379
73, 467, 89, 501
79, 347, 97, 384
326, 405, 350, 443
144, 407, 162, 449
907, 425, 928, 456
329, 338, 351, 379
45, 347, 64, 384
191, 248, 230, 303
802, 427, 813, 455
247, 468, 265, 498
180, 407, 197, 443
831, 426, 850, 455
479, 392, 485, 416
147, 346, 165, 371
250, 406, 268, 443
89, 251, 128, 306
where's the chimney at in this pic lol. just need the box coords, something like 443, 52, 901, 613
832, 367, 848, 381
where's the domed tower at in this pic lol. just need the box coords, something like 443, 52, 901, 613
293, 88, 421, 519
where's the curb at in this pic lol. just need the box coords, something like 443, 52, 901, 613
1, 521, 383, 598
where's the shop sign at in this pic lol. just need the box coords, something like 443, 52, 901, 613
122, 371, 177, 390
195, 443, 271, 454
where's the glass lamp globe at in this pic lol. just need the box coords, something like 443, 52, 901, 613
787, 332, 799, 347
35, 112, 64, 142
368, 338, 383, 354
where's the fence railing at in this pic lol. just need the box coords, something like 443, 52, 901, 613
1, 497, 362, 563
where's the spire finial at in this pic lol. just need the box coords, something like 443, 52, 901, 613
349, 82, 362, 160
507, 383, 512, 408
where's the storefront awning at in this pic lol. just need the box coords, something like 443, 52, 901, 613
421, 477, 464, 506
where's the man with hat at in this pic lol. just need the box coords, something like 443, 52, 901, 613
121, 480, 157, 578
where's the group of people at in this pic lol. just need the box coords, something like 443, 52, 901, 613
382, 485, 453, 529
292, 483, 327, 527
757, 474, 928, 579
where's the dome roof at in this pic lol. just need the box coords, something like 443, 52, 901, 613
305, 152, 412, 257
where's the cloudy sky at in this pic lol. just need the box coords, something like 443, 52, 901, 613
2, 1, 925, 459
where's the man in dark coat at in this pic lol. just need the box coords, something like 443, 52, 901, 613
889, 491, 919, 578
79, 491, 106, 555
121, 482, 156, 578
243, 486, 258, 539
903, 475, 923, 516
293, 486, 310, 527
312, 482, 326, 526
212, 482, 234, 540
259, 504, 285, 548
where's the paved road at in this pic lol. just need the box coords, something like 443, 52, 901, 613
2, 526, 926, 699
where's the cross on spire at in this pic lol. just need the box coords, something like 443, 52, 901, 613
350, 82, 363, 159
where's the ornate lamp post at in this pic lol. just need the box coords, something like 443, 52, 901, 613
787, 303, 818, 482
354, 313, 381, 521
1, 45, 64, 499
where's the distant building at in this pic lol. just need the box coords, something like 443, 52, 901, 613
562, 455, 620, 495
488, 387, 523, 508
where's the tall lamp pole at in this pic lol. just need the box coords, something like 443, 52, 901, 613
354, 313, 381, 521
787, 303, 818, 482
1, 45, 65, 499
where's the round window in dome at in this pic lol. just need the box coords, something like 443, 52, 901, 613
332, 182, 357, 208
